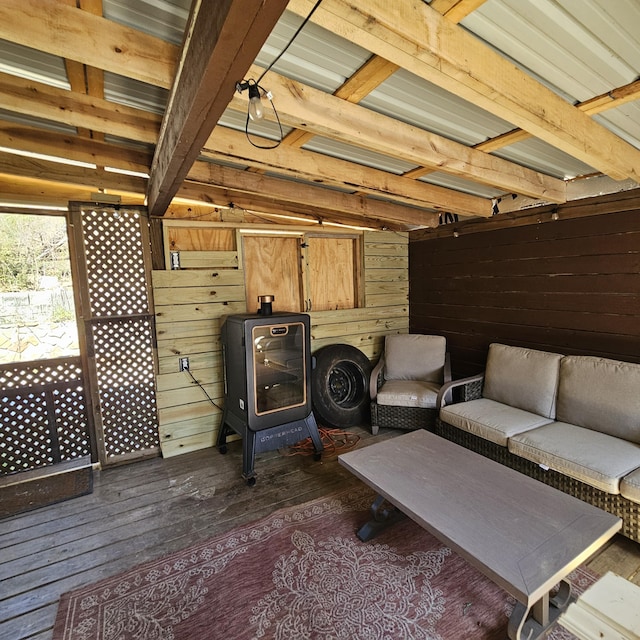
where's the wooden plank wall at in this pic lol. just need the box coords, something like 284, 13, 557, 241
409, 191, 640, 378
153, 227, 408, 457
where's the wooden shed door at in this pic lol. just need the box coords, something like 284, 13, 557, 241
307, 236, 357, 311
242, 235, 303, 313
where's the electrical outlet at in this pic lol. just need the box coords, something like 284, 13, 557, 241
179, 357, 189, 371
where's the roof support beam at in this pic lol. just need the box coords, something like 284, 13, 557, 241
231, 65, 566, 202
0, 121, 152, 175
0, 150, 146, 194
430, 0, 488, 22
475, 78, 640, 154
0, 175, 140, 208
0, 72, 161, 143
203, 127, 491, 217
287, 0, 640, 183
0, 0, 177, 89
177, 182, 408, 231
282, 55, 400, 148
146, 0, 288, 217
187, 161, 439, 228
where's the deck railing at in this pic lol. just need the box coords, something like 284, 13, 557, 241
0, 356, 92, 475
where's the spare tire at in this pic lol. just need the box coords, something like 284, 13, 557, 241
312, 344, 371, 429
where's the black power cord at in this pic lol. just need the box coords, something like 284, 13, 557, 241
238, 0, 324, 149
256, 0, 324, 87
184, 368, 223, 411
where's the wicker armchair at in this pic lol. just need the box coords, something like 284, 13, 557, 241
370, 334, 451, 435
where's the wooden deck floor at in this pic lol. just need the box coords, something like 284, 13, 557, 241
2, 425, 640, 640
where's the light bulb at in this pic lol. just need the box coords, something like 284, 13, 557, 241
249, 95, 264, 120
248, 84, 264, 121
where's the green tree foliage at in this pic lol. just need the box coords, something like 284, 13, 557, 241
0, 214, 71, 292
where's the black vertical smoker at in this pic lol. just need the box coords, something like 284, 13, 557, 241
217, 297, 323, 484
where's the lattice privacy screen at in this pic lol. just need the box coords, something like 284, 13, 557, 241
79, 206, 159, 462
0, 357, 90, 474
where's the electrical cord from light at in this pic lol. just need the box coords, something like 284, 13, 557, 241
235, 0, 324, 149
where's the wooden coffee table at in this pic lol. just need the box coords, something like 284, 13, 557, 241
338, 430, 622, 640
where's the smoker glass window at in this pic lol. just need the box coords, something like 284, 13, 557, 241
252, 322, 306, 415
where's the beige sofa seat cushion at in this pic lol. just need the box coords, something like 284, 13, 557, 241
377, 380, 440, 409
440, 398, 553, 447
620, 469, 640, 503
557, 355, 640, 444
482, 343, 563, 419
384, 334, 446, 384
509, 423, 640, 493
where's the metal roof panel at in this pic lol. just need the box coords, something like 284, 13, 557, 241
494, 138, 597, 180
462, 0, 640, 102
103, 0, 190, 44
253, 10, 371, 94
303, 137, 419, 175
361, 69, 513, 145
420, 172, 505, 200
0, 39, 69, 89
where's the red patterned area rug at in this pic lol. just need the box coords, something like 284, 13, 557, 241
53, 486, 595, 640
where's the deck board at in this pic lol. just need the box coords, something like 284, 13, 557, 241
1, 426, 639, 640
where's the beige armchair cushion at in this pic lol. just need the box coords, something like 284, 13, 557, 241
482, 343, 563, 419
557, 355, 640, 444
383, 334, 446, 383
377, 380, 441, 409
440, 398, 553, 446
509, 422, 640, 493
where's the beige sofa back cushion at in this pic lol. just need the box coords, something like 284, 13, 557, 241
483, 343, 563, 419
384, 334, 446, 383
557, 355, 640, 444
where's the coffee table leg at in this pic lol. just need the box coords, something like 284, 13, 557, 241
508, 580, 573, 640
356, 494, 405, 542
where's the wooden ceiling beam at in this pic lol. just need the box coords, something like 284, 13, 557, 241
334, 56, 400, 102
187, 161, 439, 228
430, 0, 488, 22
0, 174, 121, 207
282, 55, 400, 148
231, 65, 566, 202
0, 121, 151, 174
0, 0, 177, 89
60, 0, 106, 144
0, 72, 161, 144
177, 182, 410, 231
146, 0, 288, 217
281, 1, 476, 171
394, 0, 485, 181
0, 173, 214, 219
287, 0, 640, 183
475, 78, 640, 153
0, 150, 146, 194
203, 126, 491, 217
408, 79, 640, 177
63, 59, 91, 138
0, 115, 487, 220
0, 172, 144, 207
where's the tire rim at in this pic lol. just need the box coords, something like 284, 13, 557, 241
327, 362, 365, 408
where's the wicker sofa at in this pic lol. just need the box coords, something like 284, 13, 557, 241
435, 343, 640, 541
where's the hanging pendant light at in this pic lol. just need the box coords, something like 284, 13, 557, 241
247, 83, 264, 121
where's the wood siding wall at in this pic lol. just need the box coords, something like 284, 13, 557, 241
409, 191, 640, 378
153, 227, 408, 457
